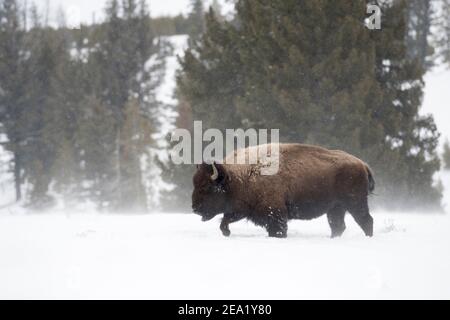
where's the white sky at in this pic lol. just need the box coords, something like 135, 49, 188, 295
422, 66, 450, 149
32, 0, 232, 27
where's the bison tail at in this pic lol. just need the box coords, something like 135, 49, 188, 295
366, 165, 375, 194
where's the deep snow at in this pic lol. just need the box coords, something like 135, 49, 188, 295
0, 211, 449, 299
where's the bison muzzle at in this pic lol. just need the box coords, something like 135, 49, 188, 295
192, 143, 375, 238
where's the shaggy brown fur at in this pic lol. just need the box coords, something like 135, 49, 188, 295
192, 143, 375, 238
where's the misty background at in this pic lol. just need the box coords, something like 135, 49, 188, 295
3, 0, 450, 300
1, 0, 450, 214
32, 0, 235, 27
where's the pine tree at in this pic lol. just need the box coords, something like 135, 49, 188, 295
0, 0, 26, 202
116, 97, 153, 212
76, 95, 118, 210
177, 0, 442, 211
187, 0, 205, 45
210, 0, 224, 21
1, 1, 84, 208
437, 0, 450, 66
443, 140, 450, 170
45, 33, 85, 201
405, 0, 435, 69
0, 0, 169, 210
165, 8, 242, 211
80, 0, 164, 211
371, 1, 441, 209
19, 10, 66, 208
159, 99, 195, 212
178, 8, 242, 131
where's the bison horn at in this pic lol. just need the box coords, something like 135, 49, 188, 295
211, 162, 219, 181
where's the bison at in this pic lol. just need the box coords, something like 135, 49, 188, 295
192, 143, 375, 238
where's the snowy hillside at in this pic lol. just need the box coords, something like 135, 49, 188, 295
143, 35, 189, 207
153, 35, 189, 146
0, 212, 449, 299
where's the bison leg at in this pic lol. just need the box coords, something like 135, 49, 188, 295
349, 198, 373, 237
327, 206, 346, 238
266, 208, 288, 238
220, 213, 244, 237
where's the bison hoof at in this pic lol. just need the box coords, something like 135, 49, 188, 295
269, 231, 287, 238
331, 231, 345, 238
221, 229, 231, 237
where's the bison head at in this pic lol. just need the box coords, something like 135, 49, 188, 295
192, 162, 229, 222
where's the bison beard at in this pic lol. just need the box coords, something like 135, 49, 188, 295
192, 143, 375, 238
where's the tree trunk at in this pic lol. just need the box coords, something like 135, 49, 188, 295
116, 128, 122, 209
416, 0, 431, 67
14, 151, 21, 202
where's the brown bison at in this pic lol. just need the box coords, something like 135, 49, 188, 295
192, 143, 375, 238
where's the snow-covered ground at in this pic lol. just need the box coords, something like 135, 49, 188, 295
0, 211, 449, 300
